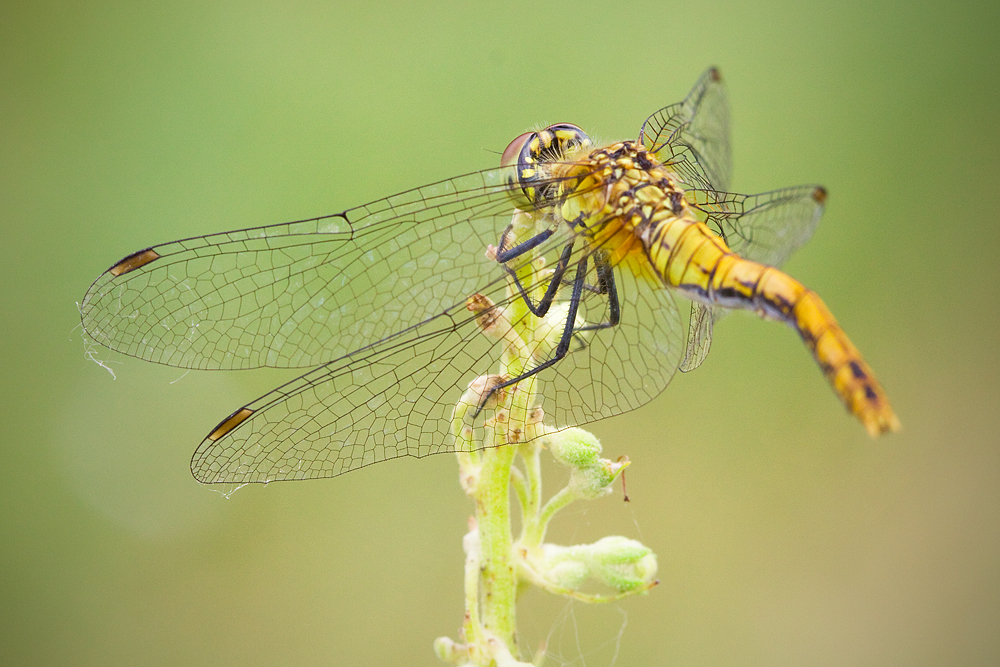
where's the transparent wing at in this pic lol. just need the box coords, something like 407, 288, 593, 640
639, 69, 824, 268
638, 67, 731, 192
692, 185, 826, 268
678, 302, 719, 373
677, 185, 827, 371
81, 167, 525, 370
640, 69, 823, 373
190, 223, 684, 484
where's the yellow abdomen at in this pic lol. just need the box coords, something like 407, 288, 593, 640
646, 215, 900, 436
550, 139, 899, 436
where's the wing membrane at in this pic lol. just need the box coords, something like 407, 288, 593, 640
639, 67, 731, 192
691, 185, 826, 268
679, 302, 719, 373
82, 168, 527, 370
191, 221, 683, 483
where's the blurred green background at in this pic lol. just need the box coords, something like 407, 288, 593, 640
3, 0, 998, 664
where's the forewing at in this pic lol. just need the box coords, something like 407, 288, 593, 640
639, 67, 731, 192
80, 167, 525, 370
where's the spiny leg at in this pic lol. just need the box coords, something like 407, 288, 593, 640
567, 252, 620, 352
575, 252, 619, 333
474, 252, 622, 415
478, 255, 589, 418
495, 225, 574, 317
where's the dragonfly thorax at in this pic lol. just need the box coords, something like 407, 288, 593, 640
548, 140, 694, 280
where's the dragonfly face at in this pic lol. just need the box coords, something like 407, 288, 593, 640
81, 68, 897, 485
501, 123, 592, 210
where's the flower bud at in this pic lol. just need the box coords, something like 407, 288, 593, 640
548, 428, 628, 498
547, 428, 601, 468
539, 536, 658, 594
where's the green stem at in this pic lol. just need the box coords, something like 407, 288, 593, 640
523, 486, 575, 550
475, 436, 518, 649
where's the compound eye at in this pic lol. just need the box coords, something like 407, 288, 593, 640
545, 122, 584, 135
501, 131, 534, 168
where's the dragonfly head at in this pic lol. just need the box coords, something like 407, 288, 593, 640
502, 123, 592, 210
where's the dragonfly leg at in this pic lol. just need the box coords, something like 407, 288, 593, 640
496, 227, 575, 317
565, 252, 620, 352
474, 256, 590, 416
574, 252, 619, 333
494, 225, 553, 262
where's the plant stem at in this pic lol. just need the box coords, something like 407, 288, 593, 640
474, 439, 518, 650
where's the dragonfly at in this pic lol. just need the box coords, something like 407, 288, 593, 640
80, 68, 900, 485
